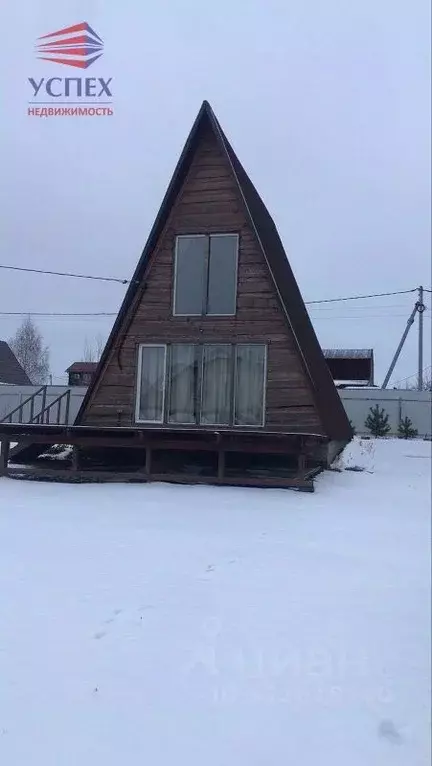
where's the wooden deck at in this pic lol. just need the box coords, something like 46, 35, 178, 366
0, 423, 326, 491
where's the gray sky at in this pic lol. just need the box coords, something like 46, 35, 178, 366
1, 0, 430, 385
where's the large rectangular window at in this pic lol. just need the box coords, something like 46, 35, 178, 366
201, 345, 232, 425
173, 236, 207, 315
234, 345, 267, 426
136, 345, 167, 423
168, 344, 198, 424
136, 343, 266, 427
173, 234, 238, 316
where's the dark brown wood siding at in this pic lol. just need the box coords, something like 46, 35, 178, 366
81, 126, 324, 435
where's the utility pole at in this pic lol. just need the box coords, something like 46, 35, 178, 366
381, 285, 427, 390
382, 303, 419, 388
418, 285, 424, 390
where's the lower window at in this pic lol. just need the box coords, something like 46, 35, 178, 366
136, 343, 266, 426
234, 344, 267, 426
136, 345, 166, 423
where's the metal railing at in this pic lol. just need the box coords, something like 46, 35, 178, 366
0, 386, 71, 426
0, 385, 47, 424
31, 389, 71, 425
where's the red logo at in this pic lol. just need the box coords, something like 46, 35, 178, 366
36, 22, 103, 69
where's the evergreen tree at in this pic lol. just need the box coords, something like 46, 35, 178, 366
397, 416, 418, 439
364, 404, 391, 437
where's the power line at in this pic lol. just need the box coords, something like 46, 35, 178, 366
0, 264, 130, 284
309, 313, 422, 320
392, 365, 432, 386
306, 288, 417, 304
310, 303, 413, 311
1, 310, 428, 320
0, 311, 117, 317
0, 264, 422, 304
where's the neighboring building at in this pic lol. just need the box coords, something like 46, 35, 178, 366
66, 362, 98, 387
323, 349, 374, 388
73, 99, 352, 482
0, 341, 32, 385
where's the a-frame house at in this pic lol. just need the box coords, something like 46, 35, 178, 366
76, 100, 351, 474
0, 101, 352, 489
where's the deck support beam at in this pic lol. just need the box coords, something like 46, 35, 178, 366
0, 439, 10, 476
217, 449, 225, 480
71, 446, 80, 472
145, 446, 152, 476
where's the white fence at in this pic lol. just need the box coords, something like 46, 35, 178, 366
0, 385, 431, 438
0, 385, 87, 425
339, 388, 432, 438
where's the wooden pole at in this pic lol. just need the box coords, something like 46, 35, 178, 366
218, 450, 225, 481
145, 447, 152, 476
71, 446, 80, 472
0, 440, 10, 476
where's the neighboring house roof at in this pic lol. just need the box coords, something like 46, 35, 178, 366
323, 349, 374, 360
75, 100, 351, 441
0, 341, 32, 385
323, 349, 374, 387
66, 362, 98, 374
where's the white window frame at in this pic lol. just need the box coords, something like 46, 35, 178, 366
173, 234, 207, 317
199, 343, 232, 427
135, 344, 167, 424
206, 233, 239, 317
173, 233, 239, 317
167, 342, 198, 425
233, 343, 268, 428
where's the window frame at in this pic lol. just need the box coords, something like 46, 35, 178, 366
167, 342, 200, 425
135, 342, 267, 428
199, 343, 234, 426
135, 343, 168, 424
233, 343, 268, 428
172, 234, 207, 317
206, 233, 239, 317
173, 233, 239, 318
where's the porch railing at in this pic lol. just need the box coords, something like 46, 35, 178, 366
0, 386, 71, 426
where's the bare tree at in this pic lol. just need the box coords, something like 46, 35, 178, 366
9, 315, 50, 384
82, 333, 105, 362
405, 373, 432, 392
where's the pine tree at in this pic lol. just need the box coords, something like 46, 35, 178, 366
397, 416, 418, 439
364, 405, 391, 437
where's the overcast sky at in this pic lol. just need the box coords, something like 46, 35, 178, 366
0, 0, 430, 385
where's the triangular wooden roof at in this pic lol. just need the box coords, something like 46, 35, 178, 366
0, 341, 32, 385
76, 100, 351, 441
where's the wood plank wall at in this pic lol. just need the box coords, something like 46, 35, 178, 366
81, 125, 324, 435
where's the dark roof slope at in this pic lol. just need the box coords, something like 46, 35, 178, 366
323, 349, 373, 360
76, 101, 352, 441
66, 362, 98, 373
0, 341, 32, 385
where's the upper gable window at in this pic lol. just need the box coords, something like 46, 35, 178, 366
173, 234, 238, 316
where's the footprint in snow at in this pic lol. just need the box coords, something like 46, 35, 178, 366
93, 609, 123, 638
104, 608, 122, 624
378, 719, 403, 745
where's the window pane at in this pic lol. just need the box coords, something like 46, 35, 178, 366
207, 235, 238, 315
168, 345, 197, 424
137, 346, 166, 422
174, 236, 207, 315
234, 345, 266, 426
201, 345, 231, 425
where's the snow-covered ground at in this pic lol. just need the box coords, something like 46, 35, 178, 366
0, 438, 430, 765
